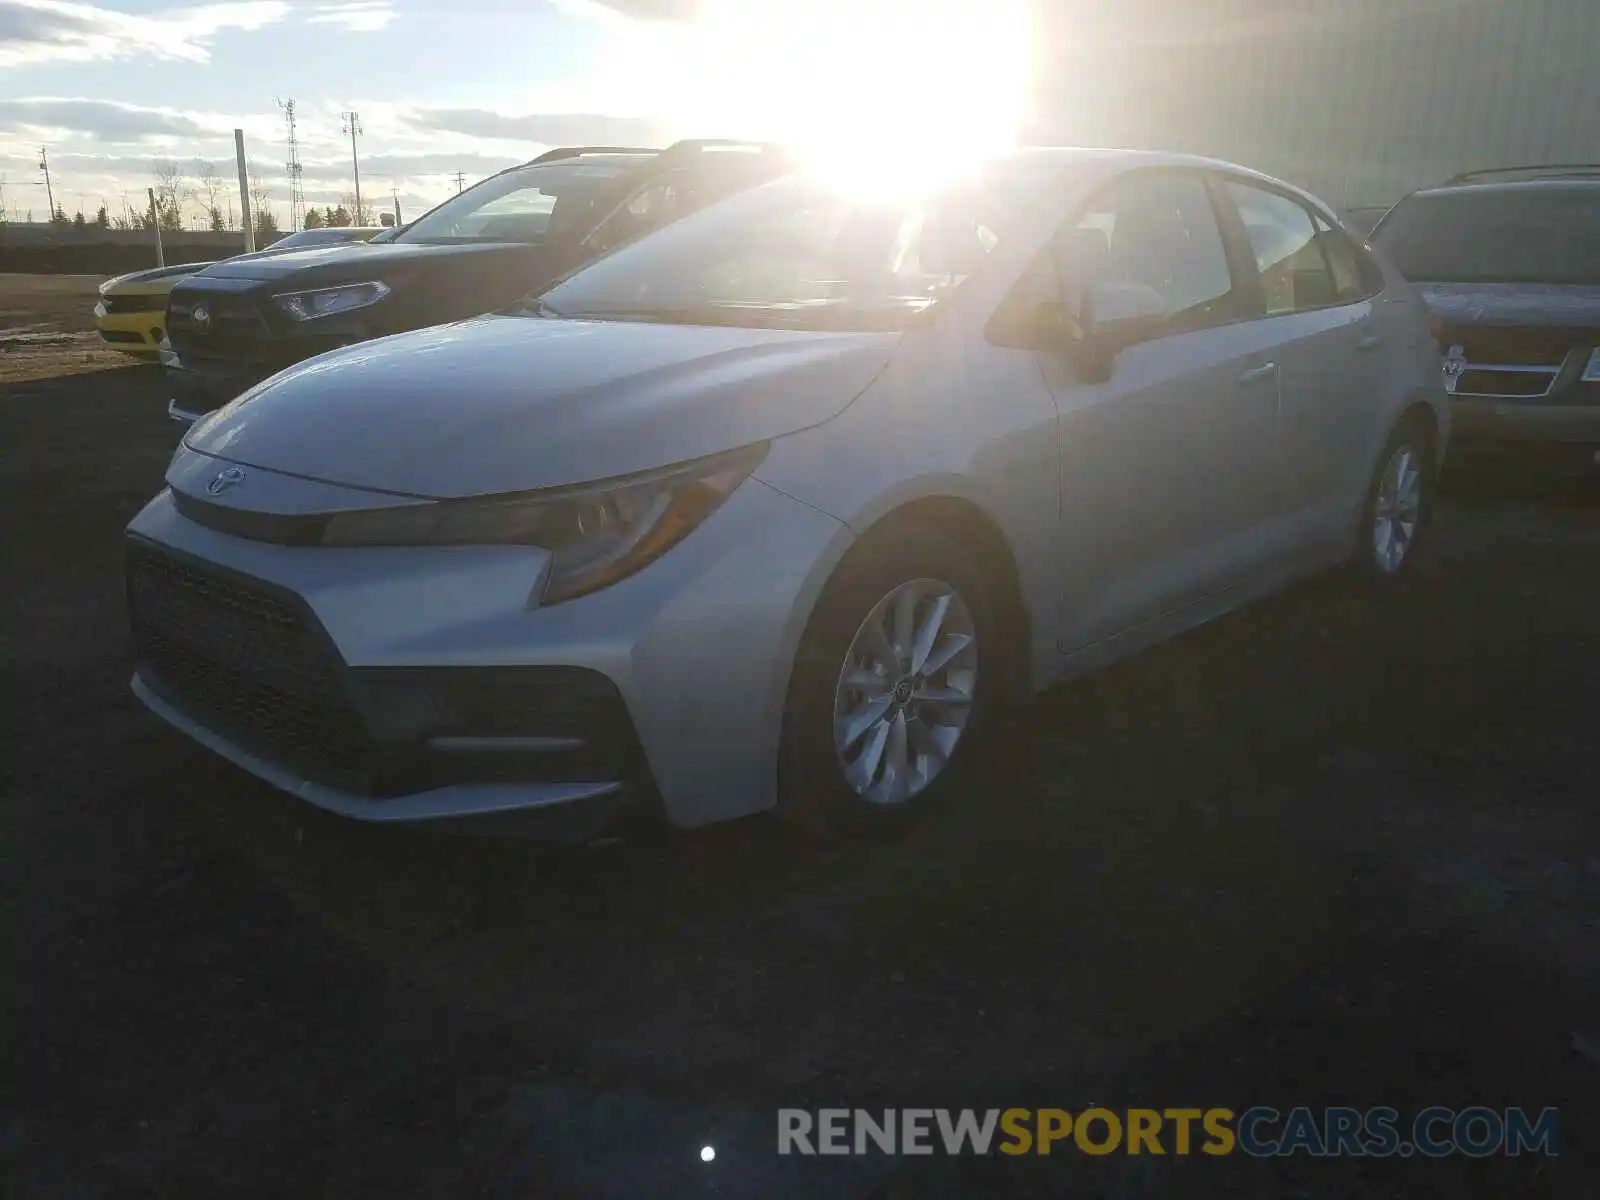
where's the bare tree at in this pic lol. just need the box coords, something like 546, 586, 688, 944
152, 158, 190, 230
339, 191, 374, 226
247, 161, 276, 235
194, 159, 227, 231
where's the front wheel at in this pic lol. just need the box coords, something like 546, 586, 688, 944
777, 527, 1010, 837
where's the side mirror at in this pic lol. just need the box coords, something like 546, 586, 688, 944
1068, 281, 1166, 383
1082, 281, 1166, 345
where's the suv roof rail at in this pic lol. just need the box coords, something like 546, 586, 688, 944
659, 138, 790, 159
1444, 163, 1600, 185
524, 145, 661, 166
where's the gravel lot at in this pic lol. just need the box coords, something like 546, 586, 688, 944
2, 355, 1597, 1196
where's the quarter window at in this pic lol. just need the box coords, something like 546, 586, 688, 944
1315, 216, 1373, 303
1226, 182, 1337, 315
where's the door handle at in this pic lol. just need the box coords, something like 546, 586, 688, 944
1237, 362, 1278, 386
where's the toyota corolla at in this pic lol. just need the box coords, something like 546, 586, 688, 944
126, 148, 1447, 839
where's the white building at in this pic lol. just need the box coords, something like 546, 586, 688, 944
1027, 0, 1600, 210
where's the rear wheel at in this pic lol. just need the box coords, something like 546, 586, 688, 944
777, 526, 1010, 837
1355, 417, 1435, 582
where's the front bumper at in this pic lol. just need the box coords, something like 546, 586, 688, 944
125, 470, 845, 831
165, 356, 269, 425
1448, 398, 1600, 474
94, 305, 165, 357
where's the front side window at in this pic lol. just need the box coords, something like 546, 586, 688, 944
538, 167, 1048, 333
1227, 182, 1337, 315
396, 160, 636, 245
1063, 172, 1236, 334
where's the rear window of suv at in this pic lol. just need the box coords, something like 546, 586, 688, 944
1373, 187, 1600, 284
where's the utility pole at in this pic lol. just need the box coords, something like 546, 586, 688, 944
452, 170, 466, 194
342, 110, 363, 222
38, 147, 55, 216
147, 187, 164, 266
391, 186, 402, 226
234, 128, 255, 253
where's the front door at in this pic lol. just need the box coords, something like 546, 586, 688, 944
1036, 170, 1286, 652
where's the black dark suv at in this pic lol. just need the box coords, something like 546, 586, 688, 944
1372, 165, 1600, 475
164, 139, 793, 423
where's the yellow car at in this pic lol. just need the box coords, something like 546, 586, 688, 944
93, 229, 385, 358
94, 262, 213, 359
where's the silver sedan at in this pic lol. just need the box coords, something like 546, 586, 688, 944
126, 148, 1448, 838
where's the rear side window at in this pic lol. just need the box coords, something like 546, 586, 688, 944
1225, 182, 1337, 314
1064, 172, 1238, 335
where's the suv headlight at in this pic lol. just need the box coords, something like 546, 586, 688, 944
320, 443, 767, 604
272, 281, 390, 322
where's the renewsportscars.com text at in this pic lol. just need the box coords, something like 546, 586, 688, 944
777, 1106, 1559, 1158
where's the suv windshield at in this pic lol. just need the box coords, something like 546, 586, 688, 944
1373, 188, 1600, 284
537, 171, 1029, 332
397, 158, 642, 245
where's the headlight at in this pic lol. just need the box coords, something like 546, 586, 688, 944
272, 281, 390, 322
319, 443, 767, 604
93, 300, 107, 318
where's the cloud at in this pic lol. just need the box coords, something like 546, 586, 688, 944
0, 0, 287, 67
550, 0, 697, 23
306, 1, 394, 31
408, 107, 672, 147
0, 97, 213, 140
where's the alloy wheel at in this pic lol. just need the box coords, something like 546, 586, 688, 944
1372, 443, 1423, 574
832, 578, 979, 805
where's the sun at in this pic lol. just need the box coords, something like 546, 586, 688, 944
667, 0, 1031, 198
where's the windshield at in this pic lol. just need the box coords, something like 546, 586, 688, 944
271, 228, 372, 249
537, 172, 1025, 332
1373, 188, 1600, 284
397, 159, 639, 245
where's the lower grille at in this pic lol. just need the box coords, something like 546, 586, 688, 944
100, 329, 146, 344
127, 541, 376, 789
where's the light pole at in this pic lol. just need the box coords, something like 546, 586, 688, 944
342, 110, 363, 222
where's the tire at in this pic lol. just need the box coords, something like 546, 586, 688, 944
776, 525, 1014, 838
1352, 414, 1437, 584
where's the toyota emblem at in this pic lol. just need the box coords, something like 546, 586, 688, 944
206, 466, 247, 496
192, 302, 212, 333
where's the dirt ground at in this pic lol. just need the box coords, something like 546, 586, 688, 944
2, 359, 1597, 1196
0, 274, 129, 384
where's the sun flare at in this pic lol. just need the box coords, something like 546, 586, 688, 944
666, 0, 1031, 198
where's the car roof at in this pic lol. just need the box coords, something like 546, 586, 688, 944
991, 145, 1338, 216
1411, 178, 1600, 198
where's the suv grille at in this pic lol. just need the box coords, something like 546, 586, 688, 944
127, 541, 375, 790
1440, 326, 1587, 400
167, 289, 270, 359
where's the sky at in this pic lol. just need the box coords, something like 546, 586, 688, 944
0, 0, 1033, 228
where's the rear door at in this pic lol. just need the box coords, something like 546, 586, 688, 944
1035, 170, 1291, 652
1215, 180, 1382, 523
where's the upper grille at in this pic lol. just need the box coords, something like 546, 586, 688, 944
100, 293, 166, 316
1440, 326, 1583, 399
127, 541, 376, 790
167, 289, 270, 358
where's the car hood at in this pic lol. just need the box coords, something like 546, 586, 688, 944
193, 238, 536, 283
183, 314, 898, 498
104, 262, 213, 292
1418, 282, 1600, 330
